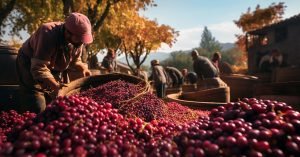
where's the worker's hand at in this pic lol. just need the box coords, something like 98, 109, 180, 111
38, 78, 60, 91
82, 68, 92, 77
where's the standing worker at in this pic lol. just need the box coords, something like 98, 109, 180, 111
211, 51, 233, 75
149, 60, 169, 98
101, 48, 118, 73
16, 12, 93, 113
191, 50, 227, 89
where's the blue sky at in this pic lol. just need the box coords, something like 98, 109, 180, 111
140, 0, 300, 52
4, 1, 300, 54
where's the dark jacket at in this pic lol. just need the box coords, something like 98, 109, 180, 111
19, 22, 82, 81
185, 72, 198, 84
165, 67, 183, 86
151, 64, 168, 86
101, 56, 117, 72
193, 56, 219, 79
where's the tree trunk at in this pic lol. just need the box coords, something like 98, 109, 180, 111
0, 0, 16, 33
62, 0, 75, 16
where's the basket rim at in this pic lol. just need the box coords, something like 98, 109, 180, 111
167, 92, 227, 105
58, 72, 147, 96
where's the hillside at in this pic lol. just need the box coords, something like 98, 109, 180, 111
107, 42, 235, 67
118, 52, 170, 67
221, 43, 235, 51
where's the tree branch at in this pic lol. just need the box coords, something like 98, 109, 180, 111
93, 1, 111, 33
0, 0, 17, 29
140, 49, 150, 66
62, 0, 74, 17
123, 43, 135, 73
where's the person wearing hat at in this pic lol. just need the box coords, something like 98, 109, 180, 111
101, 48, 118, 73
191, 50, 227, 89
16, 12, 93, 113
211, 51, 233, 75
181, 68, 198, 85
149, 59, 169, 98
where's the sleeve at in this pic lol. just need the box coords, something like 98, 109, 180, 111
33, 25, 57, 61
152, 67, 160, 83
162, 68, 170, 84
113, 60, 118, 71
30, 25, 57, 80
193, 60, 204, 80
31, 58, 55, 79
69, 46, 83, 67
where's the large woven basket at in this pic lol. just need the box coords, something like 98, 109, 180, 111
182, 84, 197, 92
221, 74, 259, 101
166, 93, 226, 110
58, 73, 149, 96
181, 87, 230, 103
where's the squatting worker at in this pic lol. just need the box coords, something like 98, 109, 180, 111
16, 12, 93, 113
191, 50, 227, 89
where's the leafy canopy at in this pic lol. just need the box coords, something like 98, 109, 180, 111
234, 2, 286, 51
199, 26, 221, 58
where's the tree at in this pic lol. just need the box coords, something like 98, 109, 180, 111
0, 0, 155, 47
0, 0, 17, 41
222, 47, 245, 66
199, 26, 221, 58
234, 2, 286, 52
160, 51, 193, 71
0, 0, 164, 70
107, 10, 178, 74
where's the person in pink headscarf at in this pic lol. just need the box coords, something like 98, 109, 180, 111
16, 12, 93, 113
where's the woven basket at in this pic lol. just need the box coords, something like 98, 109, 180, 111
166, 93, 225, 110
182, 84, 197, 92
181, 87, 230, 103
58, 73, 149, 96
221, 74, 259, 101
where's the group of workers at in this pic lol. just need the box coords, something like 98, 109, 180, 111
149, 49, 231, 98
16, 12, 233, 113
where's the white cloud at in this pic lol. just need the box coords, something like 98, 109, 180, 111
157, 22, 243, 53
209, 22, 243, 43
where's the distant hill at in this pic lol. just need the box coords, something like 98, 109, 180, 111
118, 52, 170, 67
117, 42, 234, 67
220, 43, 235, 51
